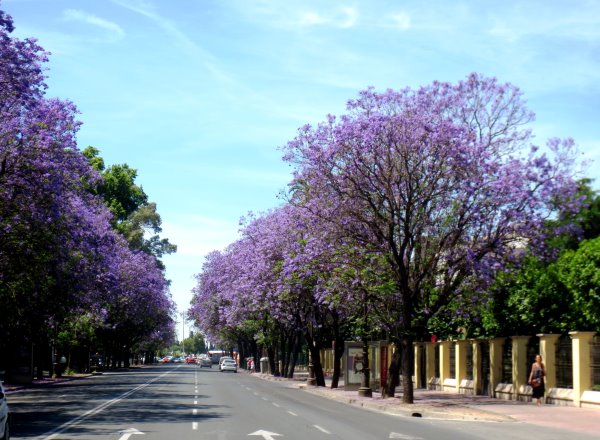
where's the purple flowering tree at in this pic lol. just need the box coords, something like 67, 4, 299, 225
283, 74, 580, 402
0, 5, 175, 376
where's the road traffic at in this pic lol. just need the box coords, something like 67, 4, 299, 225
5, 364, 597, 440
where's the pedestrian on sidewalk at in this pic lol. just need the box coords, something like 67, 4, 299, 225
528, 354, 546, 406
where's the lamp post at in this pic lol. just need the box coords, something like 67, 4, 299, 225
181, 311, 186, 355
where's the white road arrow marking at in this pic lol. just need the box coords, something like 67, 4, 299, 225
119, 427, 145, 440
248, 430, 283, 439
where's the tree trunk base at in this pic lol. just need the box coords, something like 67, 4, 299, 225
358, 387, 372, 397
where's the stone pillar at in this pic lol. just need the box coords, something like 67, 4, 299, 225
511, 336, 530, 401
471, 340, 482, 395
424, 342, 436, 389
439, 340, 452, 390
537, 334, 560, 390
569, 331, 596, 407
489, 338, 505, 397
413, 344, 422, 389
455, 340, 468, 393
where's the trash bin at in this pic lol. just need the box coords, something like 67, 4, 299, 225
260, 357, 269, 374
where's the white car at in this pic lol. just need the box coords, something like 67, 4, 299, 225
0, 383, 10, 440
220, 359, 237, 373
218, 356, 233, 369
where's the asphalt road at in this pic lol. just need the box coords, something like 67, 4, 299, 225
6, 364, 598, 440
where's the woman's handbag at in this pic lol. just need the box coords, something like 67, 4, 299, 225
531, 377, 542, 388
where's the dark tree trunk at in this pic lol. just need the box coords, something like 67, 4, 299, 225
400, 334, 414, 403
330, 338, 344, 389
384, 347, 402, 398
305, 333, 325, 387
267, 345, 276, 375
330, 315, 345, 389
35, 342, 44, 380
358, 337, 372, 397
288, 333, 300, 378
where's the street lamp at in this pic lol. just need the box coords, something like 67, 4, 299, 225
181, 311, 186, 355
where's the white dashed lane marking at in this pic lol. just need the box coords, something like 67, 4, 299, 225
287, 411, 297, 416
314, 425, 331, 434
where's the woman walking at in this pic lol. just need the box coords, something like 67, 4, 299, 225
529, 354, 546, 406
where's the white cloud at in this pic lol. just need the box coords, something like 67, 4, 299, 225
299, 10, 328, 27
389, 12, 411, 30
340, 7, 359, 29
63, 9, 125, 42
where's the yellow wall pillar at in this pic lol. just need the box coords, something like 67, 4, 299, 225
439, 340, 452, 390
455, 340, 468, 392
413, 344, 422, 389
471, 340, 482, 394
424, 342, 436, 389
537, 334, 560, 390
489, 338, 505, 397
511, 336, 530, 400
569, 331, 596, 407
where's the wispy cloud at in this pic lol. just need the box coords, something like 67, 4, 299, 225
488, 6, 600, 42
298, 6, 359, 29
63, 9, 125, 42
388, 12, 411, 30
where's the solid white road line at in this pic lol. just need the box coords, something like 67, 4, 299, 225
39, 369, 174, 440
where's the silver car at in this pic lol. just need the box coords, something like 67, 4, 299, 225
0, 383, 10, 440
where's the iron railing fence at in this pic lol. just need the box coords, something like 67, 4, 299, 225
556, 334, 573, 388
591, 335, 600, 391
501, 337, 512, 383
466, 343, 473, 380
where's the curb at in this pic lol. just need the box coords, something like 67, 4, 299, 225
249, 372, 514, 422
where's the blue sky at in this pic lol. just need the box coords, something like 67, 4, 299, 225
5, 0, 600, 340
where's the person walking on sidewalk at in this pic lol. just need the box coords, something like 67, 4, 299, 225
529, 354, 546, 406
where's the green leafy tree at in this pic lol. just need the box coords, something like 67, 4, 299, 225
555, 237, 600, 331
183, 332, 206, 354
82, 146, 176, 266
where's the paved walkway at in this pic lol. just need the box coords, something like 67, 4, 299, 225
251, 372, 600, 437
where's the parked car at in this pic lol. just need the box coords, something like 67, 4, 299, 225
220, 358, 237, 373
0, 383, 10, 440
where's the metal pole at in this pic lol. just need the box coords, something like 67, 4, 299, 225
181, 312, 186, 355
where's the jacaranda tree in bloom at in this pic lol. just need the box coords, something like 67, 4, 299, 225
282, 74, 581, 402
0, 3, 175, 375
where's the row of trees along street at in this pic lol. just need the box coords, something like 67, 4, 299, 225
189, 77, 600, 404
0, 7, 177, 380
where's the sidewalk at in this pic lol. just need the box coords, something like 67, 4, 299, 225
251, 372, 600, 437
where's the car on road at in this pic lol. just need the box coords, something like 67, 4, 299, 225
160, 356, 173, 363
220, 358, 237, 373
218, 356, 233, 368
0, 383, 10, 440
185, 356, 197, 364
199, 356, 212, 368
